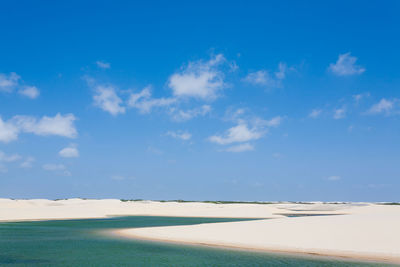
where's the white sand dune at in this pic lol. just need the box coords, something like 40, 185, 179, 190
1, 199, 399, 264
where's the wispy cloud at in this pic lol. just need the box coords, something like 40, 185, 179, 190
309, 109, 322, 118
20, 157, 35, 168
225, 143, 254, 152
18, 86, 40, 99
329, 53, 365, 76
42, 163, 70, 176
127, 86, 176, 114
0, 72, 20, 92
42, 164, 65, 171
243, 62, 289, 88
333, 107, 346, 119
166, 131, 192, 141
96, 61, 110, 69
368, 98, 398, 115
0, 151, 21, 162
353, 92, 370, 103
327, 175, 341, 181
0, 72, 39, 98
169, 105, 211, 122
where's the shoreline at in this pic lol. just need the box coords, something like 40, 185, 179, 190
1, 199, 399, 265
111, 228, 400, 265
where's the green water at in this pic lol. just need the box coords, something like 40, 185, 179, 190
0, 216, 395, 266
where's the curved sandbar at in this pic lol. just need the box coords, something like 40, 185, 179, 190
113, 204, 400, 264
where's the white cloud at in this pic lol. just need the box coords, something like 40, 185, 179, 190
0, 113, 77, 143
0, 72, 39, 99
43, 163, 66, 171
264, 116, 282, 127
244, 62, 288, 88
168, 54, 226, 100
225, 143, 254, 152
169, 105, 211, 121
327, 175, 341, 181
0, 72, 20, 92
93, 85, 126, 116
166, 131, 192, 141
0, 151, 21, 162
209, 109, 281, 148
18, 86, 40, 99
353, 92, 370, 103
59, 144, 79, 158
368, 98, 396, 115
209, 122, 264, 145
96, 61, 110, 69
12, 113, 77, 138
42, 163, 70, 176
20, 157, 35, 168
0, 117, 19, 143
309, 109, 322, 118
127, 86, 176, 113
333, 107, 346, 119
329, 53, 365, 76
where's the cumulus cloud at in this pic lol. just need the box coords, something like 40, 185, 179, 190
96, 61, 110, 69
0, 113, 77, 143
333, 107, 346, 119
59, 144, 79, 158
368, 98, 397, 115
0, 117, 19, 143
309, 109, 322, 118
329, 53, 365, 76
166, 131, 192, 141
168, 54, 226, 100
244, 62, 288, 88
209, 123, 264, 145
88, 54, 230, 120
209, 110, 282, 151
93, 85, 126, 116
18, 86, 40, 99
225, 143, 254, 152
12, 113, 77, 138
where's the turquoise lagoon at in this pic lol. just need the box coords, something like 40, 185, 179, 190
0, 216, 396, 266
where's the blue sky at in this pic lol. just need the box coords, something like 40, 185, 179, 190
1, 1, 399, 201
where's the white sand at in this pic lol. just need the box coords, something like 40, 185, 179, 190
1, 199, 399, 263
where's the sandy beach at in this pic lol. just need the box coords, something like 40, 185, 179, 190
1, 199, 399, 264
